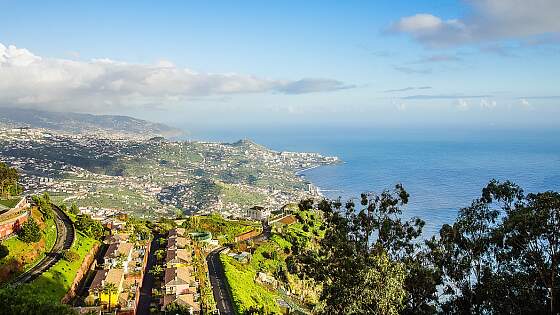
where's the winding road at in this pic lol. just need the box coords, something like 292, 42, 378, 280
10, 204, 75, 285
207, 247, 235, 315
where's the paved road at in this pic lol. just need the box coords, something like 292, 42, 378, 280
207, 247, 235, 315
11, 204, 75, 284
136, 235, 160, 315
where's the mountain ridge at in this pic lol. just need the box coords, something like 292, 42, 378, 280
0, 107, 184, 139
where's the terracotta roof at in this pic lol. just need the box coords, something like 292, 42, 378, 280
176, 293, 201, 311
162, 294, 200, 311
167, 236, 190, 249
105, 242, 133, 259
164, 267, 196, 286
89, 269, 124, 291
166, 248, 192, 264
106, 268, 124, 285
279, 215, 297, 225
168, 228, 186, 237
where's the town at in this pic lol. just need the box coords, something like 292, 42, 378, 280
0, 130, 332, 315
0, 126, 339, 220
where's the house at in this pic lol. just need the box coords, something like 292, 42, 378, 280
165, 248, 193, 267
245, 205, 270, 221
103, 242, 134, 273
163, 267, 198, 295
167, 236, 190, 250
88, 269, 125, 307
105, 233, 130, 244
168, 228, 186, 238
162, 293, 201, 314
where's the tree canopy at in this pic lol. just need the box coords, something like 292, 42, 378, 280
0, 162, 20, 198
292, 180, 560, 314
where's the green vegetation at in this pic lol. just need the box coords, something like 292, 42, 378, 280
216, 181, 267, 207
0, 207, 57, 283
30, 231, 97, 301
183, 213, 259, 244
61, 249, 80, 262
75, 214, 104, 239
221, 254, 281, 314
17, 218, 41, 243
0, 198, 19, 209
289, 181, 560, 314
0, 162, 20, 199
0, 284, 76, 314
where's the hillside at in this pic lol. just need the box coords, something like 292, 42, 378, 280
0, 108, 184, 139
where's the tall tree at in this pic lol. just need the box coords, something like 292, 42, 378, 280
292, 185, 434, 314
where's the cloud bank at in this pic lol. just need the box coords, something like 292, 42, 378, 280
390, 0, 560, 47
0, 43, 352, 112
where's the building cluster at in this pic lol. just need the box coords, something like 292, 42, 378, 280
161, 228, 201, 314
87, 233, 149, 314
1, 126, 338, 220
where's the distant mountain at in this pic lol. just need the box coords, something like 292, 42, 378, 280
0, 108, 184, 139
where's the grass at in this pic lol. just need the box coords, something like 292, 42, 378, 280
216, 181, 268, 207
186, 213, 260, 244
0, 209, 57, 283
0, 198, 20, 209
220, 254, 282, 314
30, 231, 97, 301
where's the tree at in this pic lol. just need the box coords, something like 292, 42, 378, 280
102, 282, 118, 312
433, 179, 559, 314
18, 218, 41, 243
62, 250, 80, 262
291, 185, 424, 314
0, 243, 8, 259
75, 214, 104, 239
0, 162, 19, 198
498, 190, 560, 314
70, 202, 80, 215
149, 264, 164, 278
165, 301, 192, 315
155, 249, 166, 262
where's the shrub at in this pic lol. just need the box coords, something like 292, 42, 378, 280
62, 250, 80, 262
0, 243, 8, 259
18, 218, 41, 243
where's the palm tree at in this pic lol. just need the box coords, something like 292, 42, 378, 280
149, 264, 164, 278
102, 282, 118, 312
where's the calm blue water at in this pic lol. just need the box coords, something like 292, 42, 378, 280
184, 126, 560, 235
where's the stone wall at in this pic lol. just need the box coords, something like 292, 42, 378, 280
61, 242, 100, 304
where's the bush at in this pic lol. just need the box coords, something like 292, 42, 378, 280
0, 243, 8, 259
18, 218, 41, 243
62, 250, 80, 262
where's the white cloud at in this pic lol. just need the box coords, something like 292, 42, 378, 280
480, 98, 497, 109
390, 0, 560, 47
456, 99, 470, 111
0, 43, 352, 112
519, 98, 534, 110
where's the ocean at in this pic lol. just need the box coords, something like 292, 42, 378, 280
184, 125, 560, 235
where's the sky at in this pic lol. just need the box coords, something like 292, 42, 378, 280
1, 0, 559, 129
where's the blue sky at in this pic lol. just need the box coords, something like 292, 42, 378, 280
1, 0, 559, 128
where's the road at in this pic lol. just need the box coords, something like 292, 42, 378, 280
136, 235, 160, 315
207, 247, 235, 315
11, 204, 75, 284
